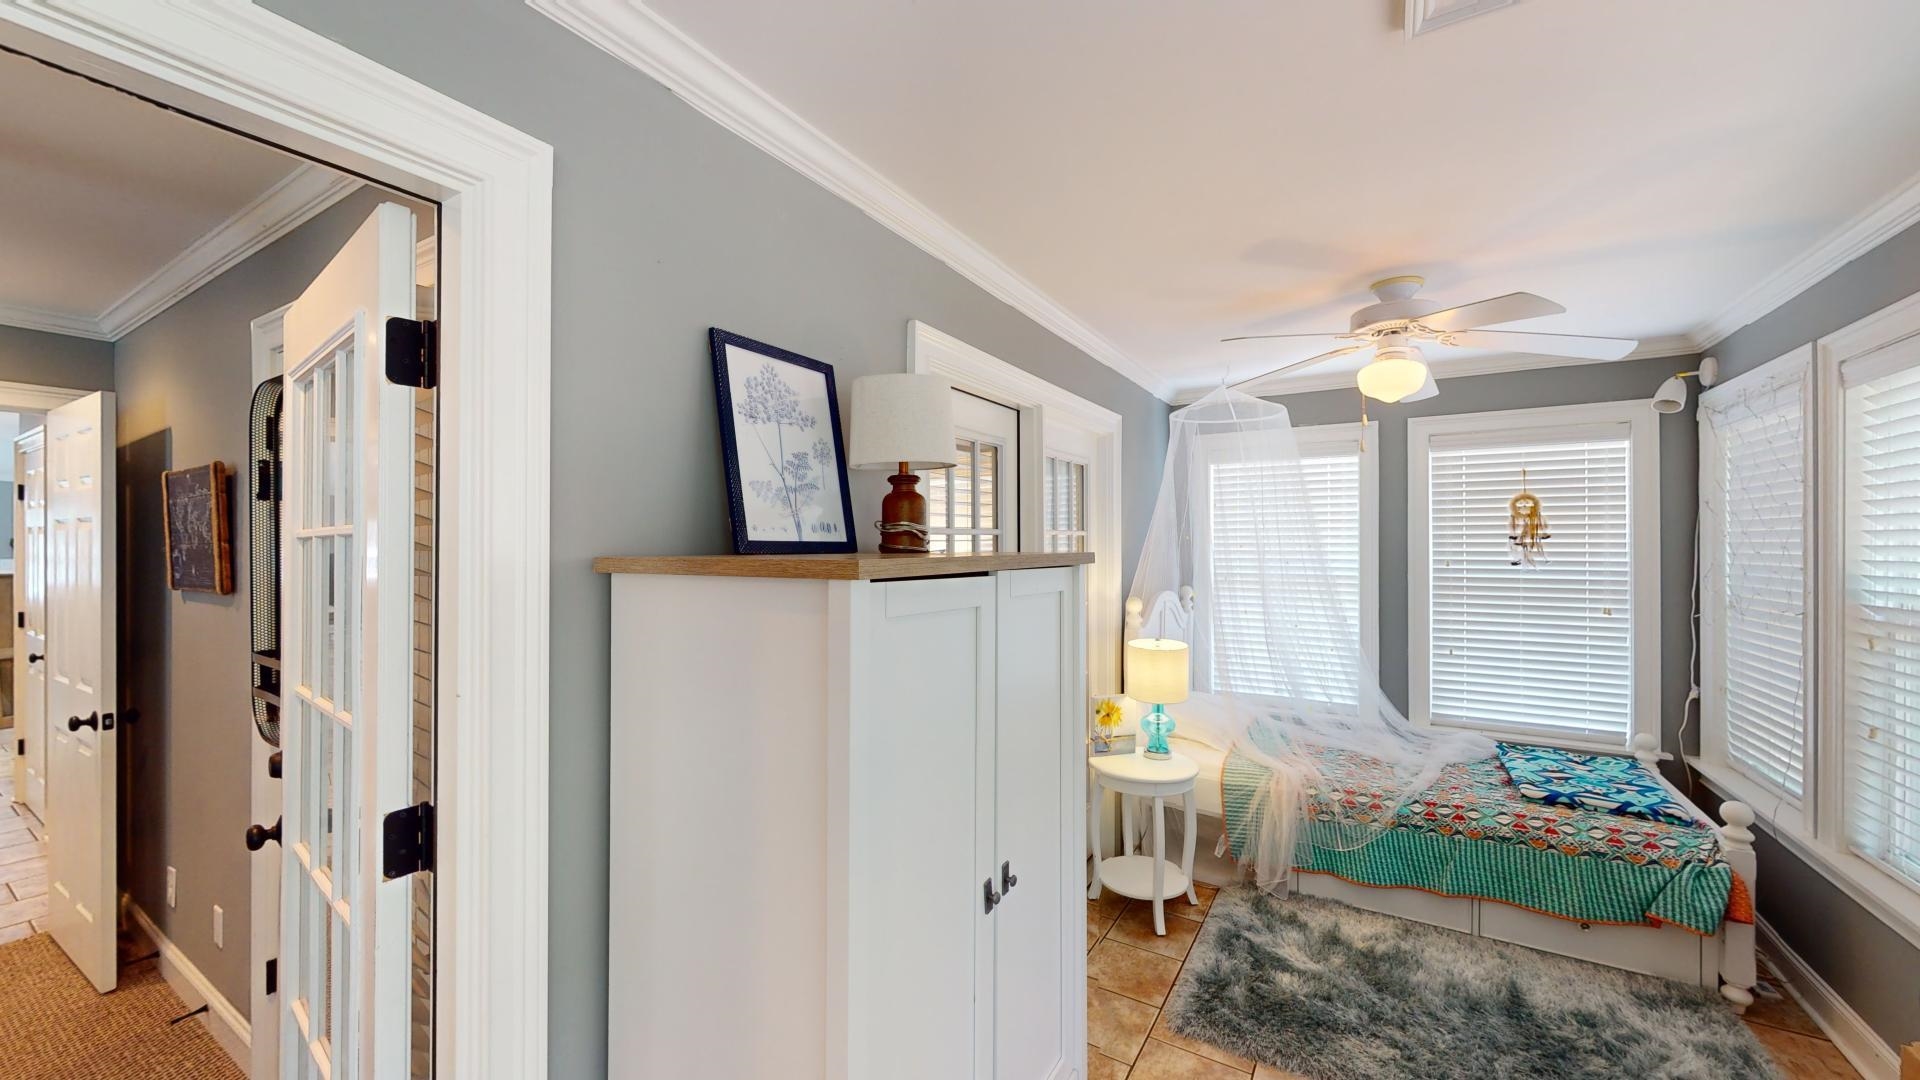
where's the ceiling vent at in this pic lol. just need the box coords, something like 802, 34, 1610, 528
1406, 0, 1517, 38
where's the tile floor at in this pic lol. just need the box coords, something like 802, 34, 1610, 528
0, 770, 50, 946
1086, 883, 1865, 1080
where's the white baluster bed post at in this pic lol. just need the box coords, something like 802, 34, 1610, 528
1632, 733, 1757, 1011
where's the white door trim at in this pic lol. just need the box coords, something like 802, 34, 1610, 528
0, 4, 556, 1074
909, 320, 1124, 695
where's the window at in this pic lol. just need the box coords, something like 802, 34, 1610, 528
1409, 402, 1659, 748
1201, 424, 1374, 705
1837, 348, 1920, 888
1043, 455, 1087, 553
1699, 349, 1811, 803
925, 435, 1005, 553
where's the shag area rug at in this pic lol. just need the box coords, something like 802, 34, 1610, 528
1164, 887, 1780, 1080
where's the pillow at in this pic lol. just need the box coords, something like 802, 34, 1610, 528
1495, 742, 1700, 827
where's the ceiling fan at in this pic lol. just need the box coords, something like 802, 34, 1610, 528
1223, 276, 1640, 403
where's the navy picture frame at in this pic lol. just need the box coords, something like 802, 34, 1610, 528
710, 328, 859, 554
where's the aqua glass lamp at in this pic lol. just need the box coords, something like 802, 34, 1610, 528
1126, 638, 1190, 760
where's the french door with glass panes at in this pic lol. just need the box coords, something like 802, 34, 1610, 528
279, 202, 420, 1080
928, 391, 1021, 553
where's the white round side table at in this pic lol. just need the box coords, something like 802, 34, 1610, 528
1087, 750, 1200, 936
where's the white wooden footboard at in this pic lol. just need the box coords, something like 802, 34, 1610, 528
1633, 734, 1757, 1012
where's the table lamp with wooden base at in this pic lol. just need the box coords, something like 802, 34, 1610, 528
849, 373, 957, 553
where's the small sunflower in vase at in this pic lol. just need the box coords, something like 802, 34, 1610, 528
1092, 698, 1124, 754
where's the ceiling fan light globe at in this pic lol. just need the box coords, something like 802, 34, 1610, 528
1651, 375, 1688, 414
1356, 353, 1429, 403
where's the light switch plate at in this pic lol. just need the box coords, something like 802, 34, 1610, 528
166, 866, 177, 908
213, 904, 224, 948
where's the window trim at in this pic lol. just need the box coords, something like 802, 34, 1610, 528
910, 320, 1124, 693
1695, 344, 1814, 812
1406, 399, 1662, 751
1816, 288, 1920, 899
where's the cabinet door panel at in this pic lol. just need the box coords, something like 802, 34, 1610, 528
994, 568, 1080, 1079
847, 576, 996, 1080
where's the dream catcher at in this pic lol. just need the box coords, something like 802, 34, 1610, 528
1507, 469, 1549, 568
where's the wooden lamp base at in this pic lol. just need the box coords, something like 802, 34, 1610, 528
878, 462, 929, 554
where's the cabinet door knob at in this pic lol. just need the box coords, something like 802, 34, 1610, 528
26, 653, 43, 664
983, 878, 1001, 914
67, 712, 99, 732
1001, 860, 1018, 894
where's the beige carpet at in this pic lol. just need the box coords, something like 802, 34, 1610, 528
0, 933, 244, 1079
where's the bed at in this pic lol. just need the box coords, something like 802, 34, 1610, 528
1103, 593, 1760, 1010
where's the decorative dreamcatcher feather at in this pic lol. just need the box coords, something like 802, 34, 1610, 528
1507, 468, 1549, 568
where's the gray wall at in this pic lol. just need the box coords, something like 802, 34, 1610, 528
1690, 218, 1920, 1050
1261, 354, 1701, 755
113, 186, 430, 1007
258, 3, 1171, 1074
0, 325, 114, 392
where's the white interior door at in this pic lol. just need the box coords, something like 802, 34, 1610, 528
279, 202, 419, 1080
15, 428, 47, 818
44, 392, 116, 993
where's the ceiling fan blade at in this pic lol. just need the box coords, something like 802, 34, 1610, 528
1220, 330, 1353, 344
1417, 292, 1565, 332
1437, 329, 1639, 361
1227, 344, 1367, 391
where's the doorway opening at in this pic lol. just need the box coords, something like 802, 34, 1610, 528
0, 42, 443, 1078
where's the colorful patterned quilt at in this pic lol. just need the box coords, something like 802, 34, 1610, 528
1219, 734, 1748, 935
1495, 741, 1698, 826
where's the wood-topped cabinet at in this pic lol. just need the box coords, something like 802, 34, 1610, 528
601, 553, 1090, 1080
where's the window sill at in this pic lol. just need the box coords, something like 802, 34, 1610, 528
1688, 754, 1920, 952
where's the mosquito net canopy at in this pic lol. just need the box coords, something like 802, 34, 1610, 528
1126, 386, 1493, 891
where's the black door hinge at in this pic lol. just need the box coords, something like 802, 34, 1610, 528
15, 739, 21, 756
381, 801, 435, 880
255, 460, 278, 502
385, 318, 437, 389
265, 957, 276, 996
14, 484, 21, 501
14, 612, 21, 629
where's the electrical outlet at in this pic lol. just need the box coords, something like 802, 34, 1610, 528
213, 904, 224, 949
166, 866, 177, 908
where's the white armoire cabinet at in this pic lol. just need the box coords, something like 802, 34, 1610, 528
597, 552, 1091, 1080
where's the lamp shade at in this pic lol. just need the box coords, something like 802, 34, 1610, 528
1125, 638, 1190, 705
1651, 375, 1688, 414
847, 373, 958, 470
1356, 347, 1429, 404
1402, 365, 1439, 403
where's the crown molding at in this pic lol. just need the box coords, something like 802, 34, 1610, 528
525, 0, 1176, 401
1174, 336, 1701, 404
97, 165, 362, 339
1692, 168, 1920, 351
0, 165, 361, 343
0, 302, 111, 340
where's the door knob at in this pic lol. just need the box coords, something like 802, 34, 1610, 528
268, 751, 282, 779
26, 653, 42, 664
245, 817, 283, 851
67, 712, 99, 732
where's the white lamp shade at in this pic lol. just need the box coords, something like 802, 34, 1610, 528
847, 373, 958, 470
1402, 366, 1439, 402
1356, 352, 1429, 404
1125, 638, 1191, 705
1652, 375, 1688, 414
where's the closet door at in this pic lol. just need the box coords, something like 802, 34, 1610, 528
993, 567, 1083, 1079
842, 575, 995, 1080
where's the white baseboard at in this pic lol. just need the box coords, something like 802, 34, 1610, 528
124, 900, 251, 1071
1757, 917, 1899, 1080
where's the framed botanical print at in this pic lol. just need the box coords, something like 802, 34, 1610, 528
710, 328, 858, 553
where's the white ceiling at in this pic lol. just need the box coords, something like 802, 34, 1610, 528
0, 50, 353, 340
639, 0, 1920, 397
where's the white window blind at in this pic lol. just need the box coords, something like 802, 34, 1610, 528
1426, 431, 1634, 741
1206, 447, 1362, 705
1044, 455, 1086, 553
1841, 359, 1920, 887
1701, 371, 1810, 799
